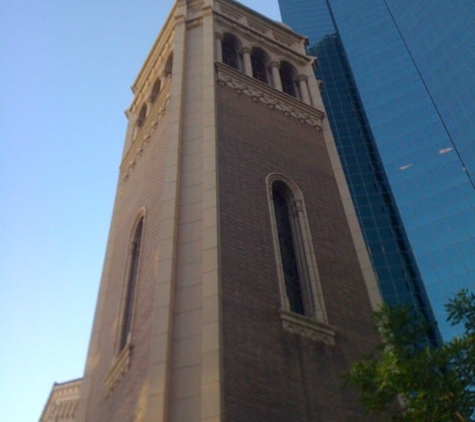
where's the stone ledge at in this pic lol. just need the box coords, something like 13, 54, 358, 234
279, 309, 336, 345
216, 62, 324, 130
103, 343, 133, 396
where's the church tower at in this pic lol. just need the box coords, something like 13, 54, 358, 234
75, 1, 382, 421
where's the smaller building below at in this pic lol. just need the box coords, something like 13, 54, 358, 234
39, 379, 82, 422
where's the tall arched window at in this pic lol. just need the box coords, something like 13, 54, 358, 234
272, 181, 307, 315
279, 61, 297, 97
222, 33, 240, 70
267, 174, 329, 324
119, 216, 144, 350
251, 48, 269, 84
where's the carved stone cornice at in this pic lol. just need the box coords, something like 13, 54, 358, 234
132, 4, 176, 97
214, 0, 311, 67
215, 0, 304, 48
279, 309, 336, 345
121, 77, 171, 179
103, 343, 133, 396
216, 62, 324, 130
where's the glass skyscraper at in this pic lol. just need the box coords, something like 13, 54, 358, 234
278, 0, 475, 340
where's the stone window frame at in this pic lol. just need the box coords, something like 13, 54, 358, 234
104, 209, 146, 395
266, 173, 335, 344
118, 209, 146, 352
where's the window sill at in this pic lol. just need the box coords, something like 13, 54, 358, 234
279, 309, 336, 345
103, 343, 133, 396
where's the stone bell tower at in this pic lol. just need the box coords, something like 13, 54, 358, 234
75, 1, 382, 421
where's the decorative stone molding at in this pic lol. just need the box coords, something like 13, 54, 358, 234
217, 0, 244, 22
121, 78, 171, 179
279, 309, 336, 345
188, 0, 203, 13
215, 0, 303, 49
216, 62, 324, 130
247, 17, 270, 37
103, 343, 133, 396
131, 4, 176, 102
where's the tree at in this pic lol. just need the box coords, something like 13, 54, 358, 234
347, 289, 475, 421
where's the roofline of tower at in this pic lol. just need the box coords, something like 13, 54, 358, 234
131, 2, 178, 94
223, 0, 308, 44
130, 0, 309, 100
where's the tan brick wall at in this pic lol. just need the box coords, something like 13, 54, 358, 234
217, 83, 380, 422
82, 109, 170, 422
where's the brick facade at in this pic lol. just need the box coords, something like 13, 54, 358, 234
217, 85, 380, 421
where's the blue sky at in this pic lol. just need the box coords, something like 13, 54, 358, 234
1, 1, 281, 420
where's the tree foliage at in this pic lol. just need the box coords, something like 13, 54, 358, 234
347, 289, 475, 421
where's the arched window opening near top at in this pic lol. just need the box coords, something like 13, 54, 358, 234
251, 48, 269, 84
150, 78, 161, 103
222, 34, 240, 70
137, 104, 147, 128
165, 52, 173, 76
280, 61, 297, 97
272, 181, 305, 315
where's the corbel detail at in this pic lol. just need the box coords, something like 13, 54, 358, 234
216, 62, 324, 130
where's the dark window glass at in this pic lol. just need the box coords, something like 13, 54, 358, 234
222, 36, 239, 70
251, 54, 268, 83
280, 63, 296, 97
150, 79, 161, 103
273, 182, 305, 315
120, 217, 144, 350
137, 104, 147, 127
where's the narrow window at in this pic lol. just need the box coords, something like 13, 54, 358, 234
267, 174, 329, 323
150, 78, 161, 103
222, 34, 239, 70
280, 61, 297, 97
273, 181, 305, 314
119, 216, 144, 350
165, 52, 173, 76
251, 48, 268, 84
136, 104, 147, 128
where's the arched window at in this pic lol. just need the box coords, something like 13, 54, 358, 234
279, 61, 297, 97
119, 216, 144, 350
251, 48, 269, 84
272, 181, 305, 314
165, 52, 173, 76
267, 174, 328, 324
136, 104, 147, 128
150, 78, 161, 103
222, 33, 240, 70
